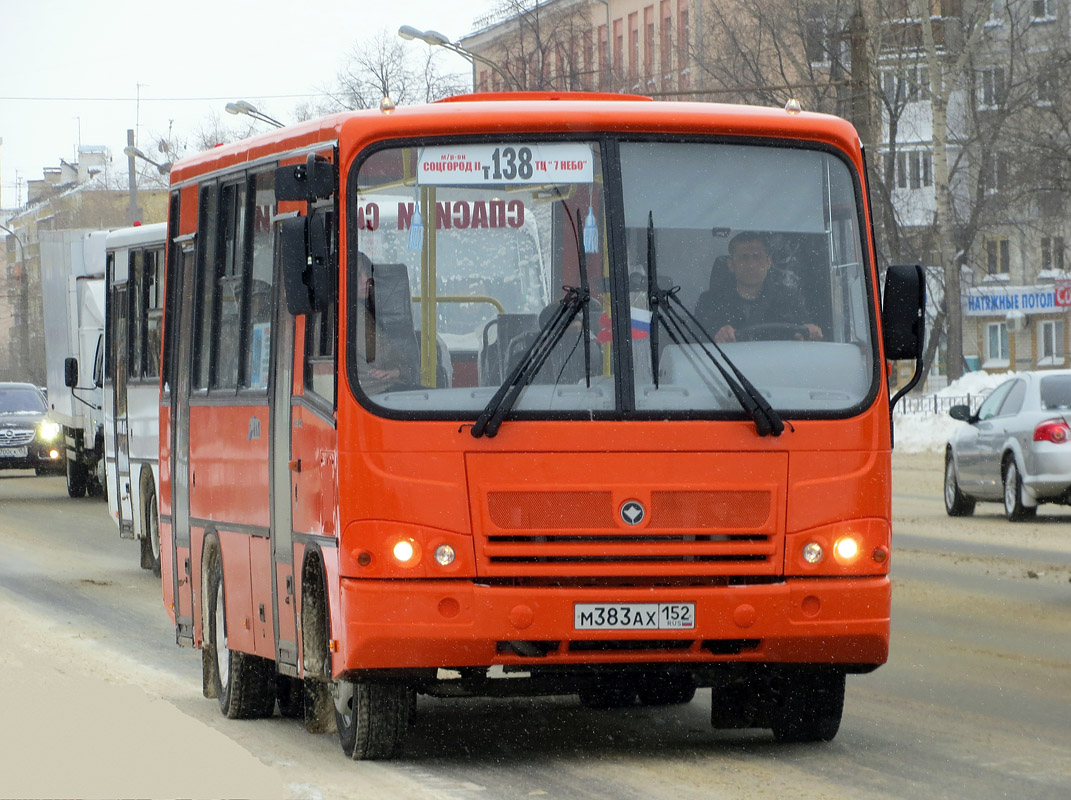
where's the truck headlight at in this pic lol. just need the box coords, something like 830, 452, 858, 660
38, 421, 61, 442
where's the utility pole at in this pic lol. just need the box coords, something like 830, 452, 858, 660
126, 129, 139, 225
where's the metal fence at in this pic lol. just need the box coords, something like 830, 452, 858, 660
895, 393, 988, 416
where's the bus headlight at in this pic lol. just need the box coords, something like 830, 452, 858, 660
802, 542, 824, 564
834, 536, 860, 563
38, 421, 61, 442
434, 544, 456, 566
392, 539, 416, 564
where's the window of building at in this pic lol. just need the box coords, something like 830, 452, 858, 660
986, 321, 1009, 366
1032, 0, 1056, 21
1036, 73, 1057, 107
628, 13, 639, 84
986, 238, 1010, 275
614, 19, 623, 84
979, 67, 1005, 109
981, 153, 1009, 194
677, 0, 689, 88
660, 1, 672, 84
1042, 236, 1065, 271
804, 14, 829, 66
1039, 319, 1066, 366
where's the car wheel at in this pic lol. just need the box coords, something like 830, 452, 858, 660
1002, 459, 1036, 522
944, 453, 975, 517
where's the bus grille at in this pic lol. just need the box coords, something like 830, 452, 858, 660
480, 489, 778, 577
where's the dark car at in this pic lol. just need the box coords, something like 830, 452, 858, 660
0, 382, 64, 474
944, 370, 1071, 520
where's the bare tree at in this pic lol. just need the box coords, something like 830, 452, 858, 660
325, 28, 466, 111
467, 0, 596, 91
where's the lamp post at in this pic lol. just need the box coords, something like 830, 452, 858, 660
398, 25, 513, 90
123, 145, 171, 175
225, 100, 285, 129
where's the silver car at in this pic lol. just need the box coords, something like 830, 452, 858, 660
944, 370, 1071, 520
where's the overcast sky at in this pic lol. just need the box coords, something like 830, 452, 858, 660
0, 0, 495, 209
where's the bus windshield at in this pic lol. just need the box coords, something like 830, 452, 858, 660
349, 138, 875, 419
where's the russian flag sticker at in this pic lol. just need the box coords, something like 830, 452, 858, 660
630, 307, 652, 339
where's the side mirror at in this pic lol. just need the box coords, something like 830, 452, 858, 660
64, 357, 79, 388
280, 217, 313, 316
949, 404, 973, 423
275, 154, 334, 202
882, 264, 926, 361
280, 212, 333, 317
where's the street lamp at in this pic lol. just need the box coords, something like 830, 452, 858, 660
398, 25, 513, 89
225, 100, 284, 129
123, 145, 171, 175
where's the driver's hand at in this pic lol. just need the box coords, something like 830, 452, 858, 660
804, 323, 823, 341
714, 325, 736, 343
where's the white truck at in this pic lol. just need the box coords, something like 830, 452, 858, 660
40, 229, 108, 497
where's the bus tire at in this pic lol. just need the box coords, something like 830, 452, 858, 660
335, 680, 412, 760
204, 544, 276, 720
66, 458, 87, 498
770, 668, 845, 743
139, 481, 161, 576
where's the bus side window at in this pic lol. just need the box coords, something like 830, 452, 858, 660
214, 180, 247, 391
145, 247, 164, 379
304, 207, 337, 406
193, 185, 220, 392
242, 170, 276, 392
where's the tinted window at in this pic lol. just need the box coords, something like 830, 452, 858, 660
1040, 374, 1071, 410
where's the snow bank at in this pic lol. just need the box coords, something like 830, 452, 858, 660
893, 371, 1013, 453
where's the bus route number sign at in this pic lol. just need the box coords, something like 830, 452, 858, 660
418, 143, 594, 186
574, 603, 696, 630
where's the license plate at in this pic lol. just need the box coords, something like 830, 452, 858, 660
574, 603, 695, 630
0, 447, 27, 458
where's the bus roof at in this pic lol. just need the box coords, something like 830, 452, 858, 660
169, 93, 862, 185
105, 221, 168, 250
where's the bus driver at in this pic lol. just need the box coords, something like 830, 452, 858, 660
694, 231, 823, 344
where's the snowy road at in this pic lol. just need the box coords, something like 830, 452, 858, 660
1, 458, 1069, 800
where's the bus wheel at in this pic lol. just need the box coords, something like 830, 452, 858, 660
204, 546, 276, 719
139, 483, 161, 576
334, 680, 411, 760
66, 458, 87, 498
770, 668, 845, 743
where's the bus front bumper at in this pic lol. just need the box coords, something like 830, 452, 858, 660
336, 576, 890, 673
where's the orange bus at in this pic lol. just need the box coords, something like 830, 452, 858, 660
159, 93, 924, 760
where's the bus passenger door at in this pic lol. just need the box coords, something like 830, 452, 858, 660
169, 239, 197, 644
271, 296, 298, 671
111, 284, 133, 537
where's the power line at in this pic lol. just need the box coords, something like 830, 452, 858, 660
0, 93, 331, 103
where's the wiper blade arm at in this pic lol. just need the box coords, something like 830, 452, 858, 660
653, 288, 784, 437
472, 287, 588, 439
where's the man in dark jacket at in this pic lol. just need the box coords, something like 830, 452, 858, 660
694, 231, 823, 343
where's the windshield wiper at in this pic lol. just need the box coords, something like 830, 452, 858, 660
472, 286, 590, 439
645, 212, 784, 437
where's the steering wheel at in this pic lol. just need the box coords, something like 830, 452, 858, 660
734, 322, 810, 342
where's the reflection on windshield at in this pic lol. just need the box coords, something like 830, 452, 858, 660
349, 139, 875, 419
0, 388, 46, 414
